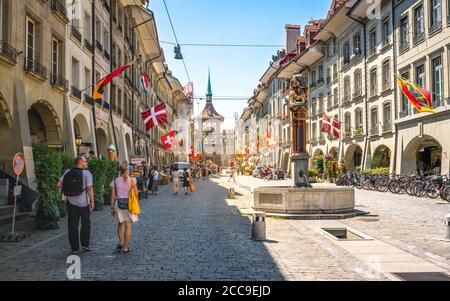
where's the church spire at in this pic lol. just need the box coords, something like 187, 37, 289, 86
206, 67, 212, 103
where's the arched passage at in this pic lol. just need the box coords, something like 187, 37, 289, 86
73, 114, 92, 155
96, 128, 108, 159
345, 144, 363, 171
372, 145, 391, 168
28, 102, 62, 145
402, 135, 442, 175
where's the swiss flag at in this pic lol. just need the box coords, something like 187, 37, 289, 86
321, 114, 341, 138
160, 131, 176, 150
263, 131, 279, 149
142, 103, 168, 131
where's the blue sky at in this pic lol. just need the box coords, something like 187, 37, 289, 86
149, 0, 331, 129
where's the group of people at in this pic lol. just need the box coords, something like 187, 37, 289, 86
57, 155, 168, 255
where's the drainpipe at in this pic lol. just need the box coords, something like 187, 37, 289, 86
91, 0, 100, 156
346, 11, 369, 170
391, 0, 399, 174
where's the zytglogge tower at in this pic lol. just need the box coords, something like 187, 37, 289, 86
196, 68, 224, 165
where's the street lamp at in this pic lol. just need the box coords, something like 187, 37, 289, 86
75, 135, 82, 155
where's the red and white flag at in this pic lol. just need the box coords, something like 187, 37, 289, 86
321, 113, 341, 138
183, 81, 194, 97
160, 131, 176, 150
142, 103, 168, 131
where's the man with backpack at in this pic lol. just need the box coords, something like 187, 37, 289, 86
57, 155, 94, 254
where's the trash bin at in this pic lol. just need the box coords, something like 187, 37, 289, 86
445, 214, 450, 240
252, 212, 266, 241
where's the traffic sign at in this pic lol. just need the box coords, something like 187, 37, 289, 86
13, 153, 25, 176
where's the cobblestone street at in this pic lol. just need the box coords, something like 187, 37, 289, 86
1, 175, 449, 281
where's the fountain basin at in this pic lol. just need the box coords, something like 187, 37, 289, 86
252, 185, 355, 214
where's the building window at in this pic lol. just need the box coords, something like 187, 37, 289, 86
400, 71, 412, 117
429, 0, 442, 31
26, 17, 36, 61
369, 27, 376, 55
370, 68, 377, 97
415, 64, 425, 87
432, 56, 443, 107
344, 76, 350, 101
382, 17, 390, 45
383, 102, 392, 129
344, 113, 351, 132
382, 60, 390, 91
414, 5, 424, 42
400, 15, 409, 51
353, 32, 361, 56
343, 41, 350, 64
52, 38, 59, 75
71, 57, 80, 88
355, 109, 363, 129
354, 69, 362, 97
371, 107, 378, 133
333, 88, 338, 106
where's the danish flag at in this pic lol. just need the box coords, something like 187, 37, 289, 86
321, 113, 341, 138
142, 103, 168, 131
160, 131, 176, 150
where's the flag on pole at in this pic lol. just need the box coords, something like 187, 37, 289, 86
93, 64, 131, 100
160, 131, 176, 150
397, 76, 436, 113
142, 103, 168, 131
141, 73, 150, 93
183, 81, 194, 97
321, 114, 341, 138
263, 131, 279, 149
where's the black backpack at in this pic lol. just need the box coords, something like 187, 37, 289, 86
62, 168, 86, 197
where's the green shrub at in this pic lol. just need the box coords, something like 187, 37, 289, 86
314, 155, 325, 174
33, 143, 62, 230
308, 168, 318, 177
88, 158, 108, 211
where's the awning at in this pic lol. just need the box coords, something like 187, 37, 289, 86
127, 5, 160, 57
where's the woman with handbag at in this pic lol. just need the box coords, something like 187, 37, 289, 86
111, 164, 139, 254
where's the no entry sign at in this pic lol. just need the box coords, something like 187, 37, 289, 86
13, 153, 25, 175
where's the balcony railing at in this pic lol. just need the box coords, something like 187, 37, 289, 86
24, 58, 47, 80
382, 123, 392, 133
0, 40, 19, 63
50, 73, 69, 91
96, 40, 103, 52
51, 0, 69, 23
71, 26, 82, 44
370, 127, 379, 136
84, 94, 95, 106
84, 39, 94, 54
71, 86, 82, 99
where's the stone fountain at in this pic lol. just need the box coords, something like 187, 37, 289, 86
252, 71, 358, 218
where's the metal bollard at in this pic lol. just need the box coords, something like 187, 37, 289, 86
445, 214, 450, 240
252, 212, 266, 241
228, 188, 235, 199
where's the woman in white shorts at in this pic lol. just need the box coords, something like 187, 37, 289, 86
172, 167, 180, 195
111, 164, 139, 254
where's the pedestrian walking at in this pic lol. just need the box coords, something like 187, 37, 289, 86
57, 156, 94, 254
151, 166, 159, 195
183, 168, 191, 195
110, 164, 139, 254
172, 167, 180, 195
